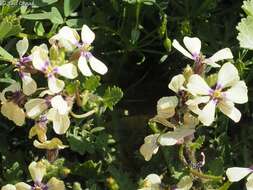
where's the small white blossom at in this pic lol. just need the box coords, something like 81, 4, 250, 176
49, 25, 108, 76
138, 174, 161, 190
31, 44, 78, 93
186, 62, 248, 126
172, 36, 233, 67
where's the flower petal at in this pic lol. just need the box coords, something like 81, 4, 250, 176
176, 176, 193, 190
48, 76, 65, 93
204, 48, 233, 67
140, 134, 159, 161
15, 182, 31, 190
226, 167, 252, 182
0, 82, 21, 102
246, 173, 253, 190
157, 96, 178, 110
21, 73, 37, 96
47, 108, 70, 134
186, 96, 210, 115
218, 100, 241, 122
183, 113, 199, 128
158, 127, 195, 146
225, 81, 248, 104
31, 44, 49, 71
187, 75, 211, 96
49, 26, 80, 51
198, 100, 216, 126
78, 55, 92, 76
33, 138, 68, 150
1, 102, 25, 126
25, 98, 48, 119
88, 55, 108, 75
50, 95, 68, 115
172, 39, 193, 59
145, 174, 161, 185
29, 124, 47, 142
16, 38, 29, 58
47, 177, 65, 190
57, 63, 78, 79
156, 96, 178, 119
81, 25, 95, 45
1, 184, 16, 190
168, 74, 185, 93
217, 62, 239, 88
183, 36, 201, 55
28, 161, 46, 183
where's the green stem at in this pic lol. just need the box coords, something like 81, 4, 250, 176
70, 108, 97, 119
190, 169, 224, 181
218, 181, 232, 190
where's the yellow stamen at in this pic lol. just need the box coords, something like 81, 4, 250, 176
213, 90, 222, 99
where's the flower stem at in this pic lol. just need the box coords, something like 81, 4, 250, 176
70, 108, 97, 119
189, 169, 224, 181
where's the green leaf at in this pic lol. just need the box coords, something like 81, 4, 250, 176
0, 46, 14, 61
242, 0, 253, 16
64, 0, 82, 17
22, 12, 51, 20
34, 21, 45, 36
66, 18, 87, 28
22, 7, 63, 24
3, 162, 23, 184
84, 75, 101, 91
71, 160, 101, 178
32, 0, 58, 8
103, 86, 123, 110
236, 16, 253, 49
0, 18, 21, 40
50, 7, 64, 24
67, 134, 95, 155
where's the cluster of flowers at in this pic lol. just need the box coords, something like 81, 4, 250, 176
1, 160, 65, 190
0, 25, 107, 189
138, 37, 249, 189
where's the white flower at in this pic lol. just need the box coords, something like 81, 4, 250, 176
49, 25, 108, 76
15, 38, 37, 96
0, 82, 25, 126
172, 36, 233, 67
140, 134, 160, 161
186, 62, 248, 126
138, 174, 161, 190
47, 95, 71, 134
12, 161, 65, 190
31, 44, 78, 93
226, 167, 253, 190
152, 96, 178, 128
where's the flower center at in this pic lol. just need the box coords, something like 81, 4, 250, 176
41, 61, 58, 78
212, 90, 222, 99
81, 43, 92, 52
32, 181, 48, 190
